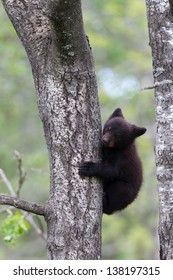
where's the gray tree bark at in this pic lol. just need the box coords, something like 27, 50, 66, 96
146, 0, 173, 259
1, 0, 102, 259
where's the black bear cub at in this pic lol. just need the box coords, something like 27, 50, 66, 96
79, 108, 146, 214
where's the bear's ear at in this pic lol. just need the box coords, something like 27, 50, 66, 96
132, 125, 147, 138
108, 108, 124, 120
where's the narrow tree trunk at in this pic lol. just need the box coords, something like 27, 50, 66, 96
146, 0, 173, 259
1, 0, 102, 259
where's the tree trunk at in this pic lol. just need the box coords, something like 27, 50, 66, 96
146, 0, 173, 259
1, 0, 102, 259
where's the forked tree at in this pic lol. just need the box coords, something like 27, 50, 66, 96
0, 0, 102, 259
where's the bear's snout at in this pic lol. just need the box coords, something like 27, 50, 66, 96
102, 133, 110, 145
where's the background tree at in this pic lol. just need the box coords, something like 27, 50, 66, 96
146, 0, 173, 260
0, 0, 102, 260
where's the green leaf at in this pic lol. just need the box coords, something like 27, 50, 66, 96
0, 210, 31, 246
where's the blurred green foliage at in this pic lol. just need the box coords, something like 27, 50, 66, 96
0, 0, 158, 259
0, 210, 30, 245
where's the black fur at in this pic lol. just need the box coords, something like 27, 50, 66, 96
79, 108, 146, 214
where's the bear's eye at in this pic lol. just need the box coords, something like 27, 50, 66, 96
106, 126, 111, 131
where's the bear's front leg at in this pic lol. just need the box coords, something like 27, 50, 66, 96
79, 161, 101, 177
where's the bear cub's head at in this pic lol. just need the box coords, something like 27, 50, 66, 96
102, 108, 146, 149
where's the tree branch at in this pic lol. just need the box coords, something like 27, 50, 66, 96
0, 167, 46, 240
169, 0, 173, 13
0, 168, 16, 197
25, 214, 47, 241
1, 0, 50, 72
0, 195, 45, 216
47, 0, 92, 68
14, 151, 27, 197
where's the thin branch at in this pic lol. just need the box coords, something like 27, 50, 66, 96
34, 215, 45, 234
0, 195, 45, 216
141, 85, 156, 91
25, 214, 47, 241
0, 168, 16, 197
0, 167, 46, 240
0, 206, 13, 213
14, 150, 27, 197
141, 80, 173, 91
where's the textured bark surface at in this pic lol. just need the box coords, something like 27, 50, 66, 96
146, 0, 173, 259
1, 0, 102, 259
